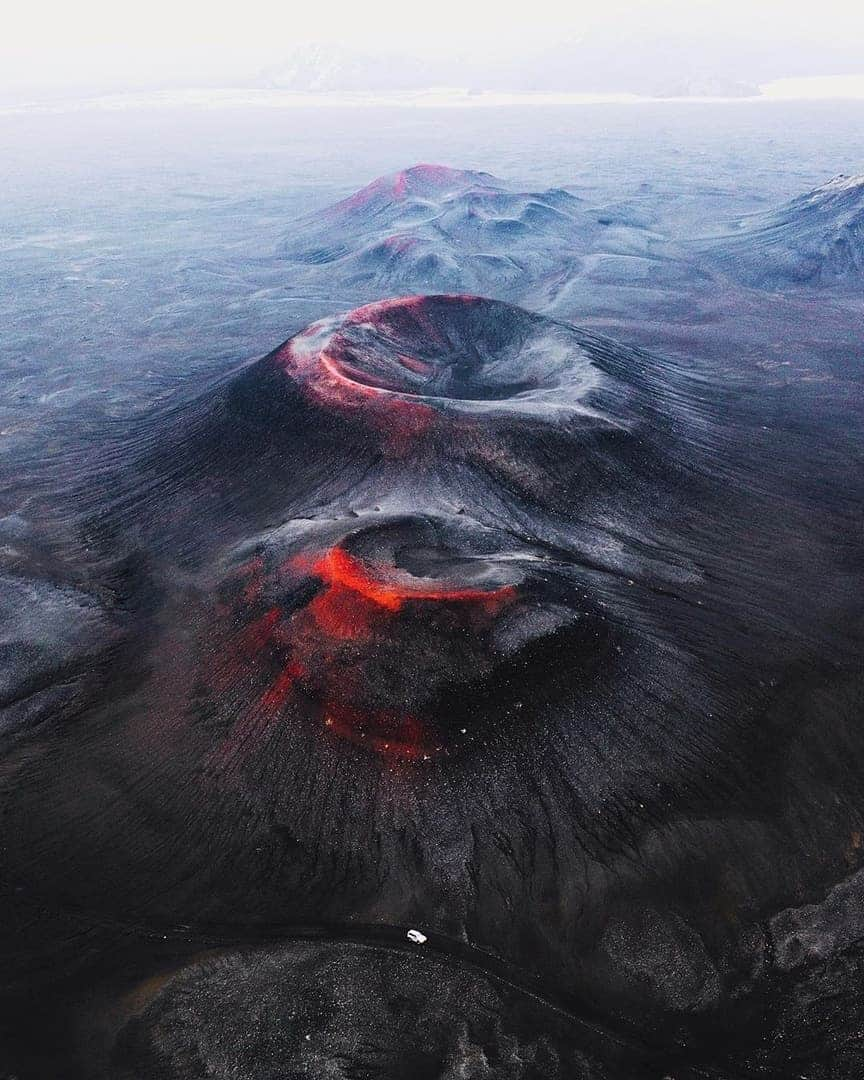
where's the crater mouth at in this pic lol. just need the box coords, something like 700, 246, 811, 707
276, 294, 605, 424
211, 515, 611, 763
319, 348, 538, 402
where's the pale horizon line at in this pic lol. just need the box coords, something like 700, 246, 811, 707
3, 74, 864, 117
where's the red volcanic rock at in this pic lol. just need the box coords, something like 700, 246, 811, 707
328, 164, 502, 218
213, 519, 526, 763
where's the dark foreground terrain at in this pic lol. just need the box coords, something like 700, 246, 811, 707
0, 101, 863, 1078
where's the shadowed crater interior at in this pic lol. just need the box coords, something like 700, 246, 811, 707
278, 294, 604, 418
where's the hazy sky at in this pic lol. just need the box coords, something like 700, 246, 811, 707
3, 0, 864, 96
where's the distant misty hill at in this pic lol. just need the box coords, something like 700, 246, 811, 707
259, 32, 864, 98
261, 40, 758, 98
279, 164, 692, 302
702, 174, 864, 286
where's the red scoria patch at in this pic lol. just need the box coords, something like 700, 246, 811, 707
210, 544, 516, 765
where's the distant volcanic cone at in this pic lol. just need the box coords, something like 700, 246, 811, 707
701, 172, 864, 286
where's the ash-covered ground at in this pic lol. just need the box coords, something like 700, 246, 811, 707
1, 99, 863, 1079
